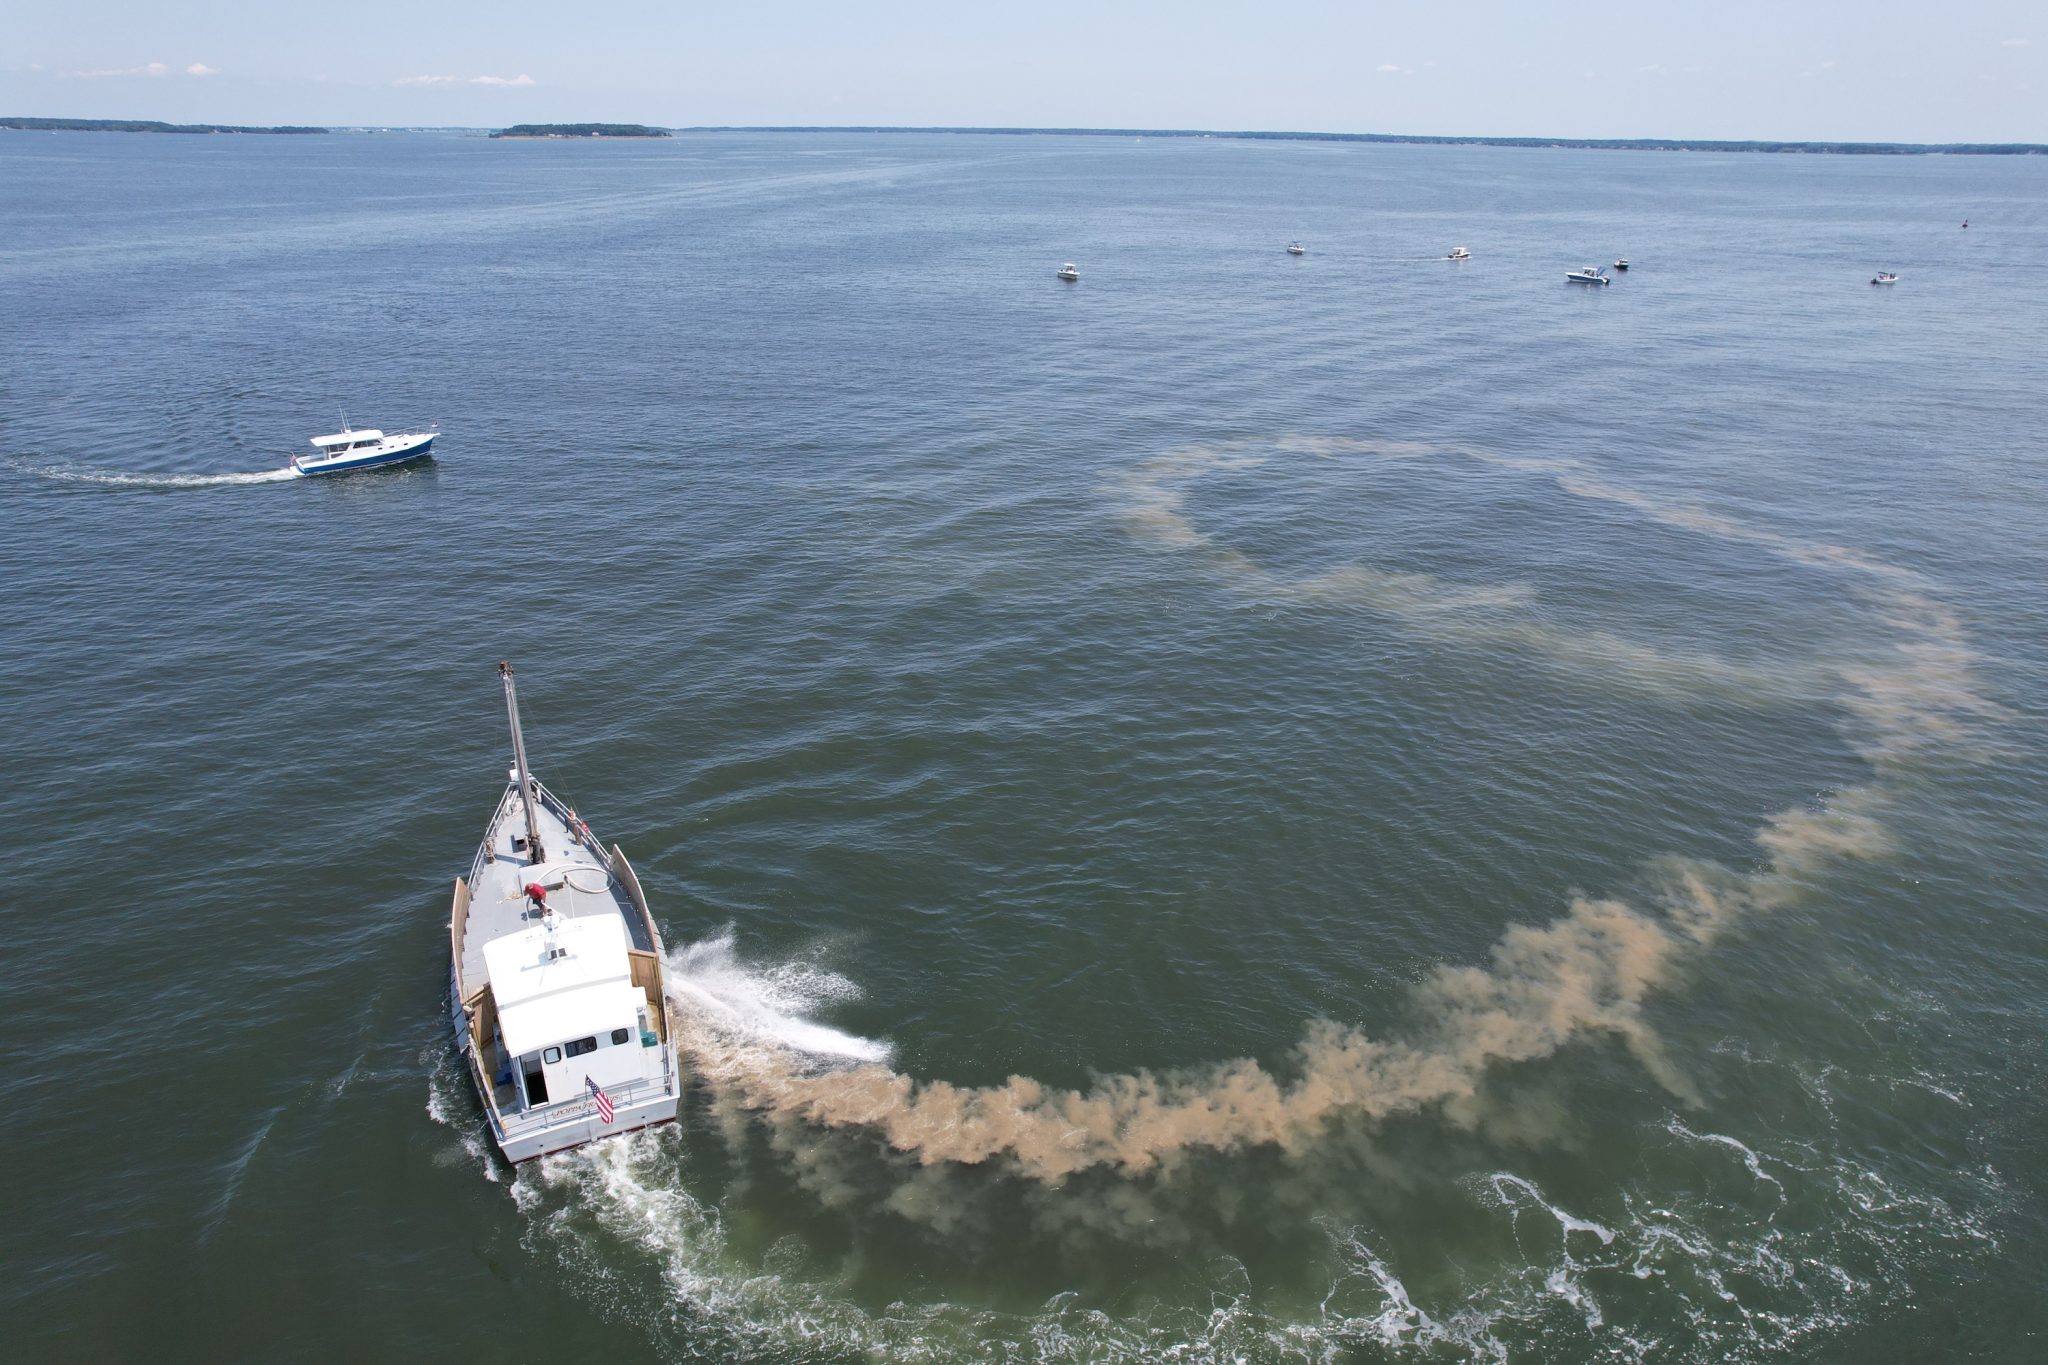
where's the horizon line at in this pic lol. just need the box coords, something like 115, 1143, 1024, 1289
7, 117, 2045, 154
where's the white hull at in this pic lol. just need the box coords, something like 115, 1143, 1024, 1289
450, 754, 681, 1165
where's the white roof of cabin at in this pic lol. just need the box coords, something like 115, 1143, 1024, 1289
499, 982, 645, 1058
484, 915, 639, 1057
311, 429, 384, 448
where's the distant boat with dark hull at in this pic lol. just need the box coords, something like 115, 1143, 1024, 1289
289, 425, 435, 477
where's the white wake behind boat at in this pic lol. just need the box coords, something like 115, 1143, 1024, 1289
289, 424, 436, 477
449, 663, 680, 1163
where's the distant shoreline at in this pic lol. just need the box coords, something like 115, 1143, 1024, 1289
677, 126, 2048, 156
1, 117, 325, 135
488, 123, 670, 139
5, 117, 2042, 154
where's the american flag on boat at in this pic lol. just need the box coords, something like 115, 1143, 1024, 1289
586, 1075, 614, 1124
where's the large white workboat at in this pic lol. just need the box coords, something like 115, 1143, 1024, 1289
448, 663, 679, 1162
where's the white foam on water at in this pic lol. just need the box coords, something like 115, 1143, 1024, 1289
521, 1136, 1493, 1364
666, 927, 892, 1064
15, 460, 298, 489
1543, 1266, 1604, 1331
421, 1040, 501, 1182
1479, 1172, 1617, 1247
1319, 1223, 1452, 1353
1665, 1118, 1785, 1199
510, 1124, 2007, 1364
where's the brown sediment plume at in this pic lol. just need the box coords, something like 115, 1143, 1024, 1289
674, 435, 1986, 1184
678, 797, 1886, 1183
1112, 438, 1850, 703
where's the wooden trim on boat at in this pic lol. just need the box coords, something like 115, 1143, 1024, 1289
626, 949, 666, 1041
449, 877, 471, 995
467, 984, 499, 1056
610, 844, 659, 949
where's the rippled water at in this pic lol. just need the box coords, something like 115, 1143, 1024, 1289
3, 130, 2045, 1362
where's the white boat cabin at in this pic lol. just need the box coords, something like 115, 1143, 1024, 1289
310, 429, 387, 453
484, 909, 659, 1110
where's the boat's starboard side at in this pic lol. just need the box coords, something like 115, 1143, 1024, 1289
292, 432, 436, 478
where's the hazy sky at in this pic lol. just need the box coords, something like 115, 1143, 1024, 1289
3, 1, 2041, 141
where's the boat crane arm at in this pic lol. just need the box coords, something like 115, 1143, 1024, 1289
499, 661, 546, 864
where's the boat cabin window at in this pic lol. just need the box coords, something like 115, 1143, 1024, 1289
564, 1036, 598, 1058
611, 1028, 630, 1046
543, 1046, 561, 1064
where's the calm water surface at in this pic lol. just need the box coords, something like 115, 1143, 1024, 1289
2, 130, 2045, 1362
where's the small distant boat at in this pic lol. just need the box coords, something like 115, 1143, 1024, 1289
1872, 272, 1899, 285
289, 424, 436, 477
1565, 266, 1611, 286
1446, 246, 1471, 261
1286, 241, 1306, 256
1613, 258, 1630, 271
1056, 263, 1080, 281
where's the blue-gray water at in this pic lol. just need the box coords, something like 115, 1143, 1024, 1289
2, 130, 2045, 1362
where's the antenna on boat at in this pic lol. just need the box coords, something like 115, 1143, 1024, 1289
498, 660, 544, 864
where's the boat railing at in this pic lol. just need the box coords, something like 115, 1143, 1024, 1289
494, 1070, 674, 1140
469, 776, 619, 881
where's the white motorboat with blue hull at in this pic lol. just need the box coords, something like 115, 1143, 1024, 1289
290, 426, 436, 478
449, 663, 680, 1163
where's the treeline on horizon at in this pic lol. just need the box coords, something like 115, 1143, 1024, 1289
2, 117, 326, 135
6, 117, 2040, 154
680, 125, 2048, 155
489, 123, 670, 138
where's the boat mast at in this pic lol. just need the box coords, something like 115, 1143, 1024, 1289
498, 661, 544, 863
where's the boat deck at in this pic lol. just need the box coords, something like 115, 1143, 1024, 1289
457, 781, 652, 998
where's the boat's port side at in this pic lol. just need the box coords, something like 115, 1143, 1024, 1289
450, 876, 517, 1129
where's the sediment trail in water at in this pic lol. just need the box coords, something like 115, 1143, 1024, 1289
671, 436, 1991, 1182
